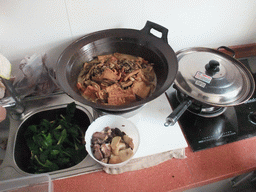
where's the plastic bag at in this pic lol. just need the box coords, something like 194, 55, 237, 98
13, 54, 57, 98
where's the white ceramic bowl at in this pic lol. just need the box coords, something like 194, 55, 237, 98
85, 115, 140, 168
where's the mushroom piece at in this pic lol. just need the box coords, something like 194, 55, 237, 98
123, 135, 134, 149
111, 136, 128, 156
109, 154, 122, 164
119, 148, 133, 162
112, 142, 126, 156
110, 136, 121, 151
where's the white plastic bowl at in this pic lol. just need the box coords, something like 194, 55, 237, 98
85, 115, 140, 168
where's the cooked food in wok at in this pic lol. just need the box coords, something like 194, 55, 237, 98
77, 53, 156, 106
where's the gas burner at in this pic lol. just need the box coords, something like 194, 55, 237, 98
166, 57, 256, 152
175, 91, 227, 117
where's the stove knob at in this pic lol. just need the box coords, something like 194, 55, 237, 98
248, 112, 256, 125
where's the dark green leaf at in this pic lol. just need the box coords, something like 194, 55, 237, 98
66, 102, 76, 118
28, 125, 37, 132
53, 129, 61, 141
57, 129, 67, 145
24, 102, 87, 174
39, 150, 49, 163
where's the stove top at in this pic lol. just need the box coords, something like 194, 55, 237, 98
166, 57, 256, 151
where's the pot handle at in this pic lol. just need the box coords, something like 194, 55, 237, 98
164, 99, 193, 126
217, 46, 236, 58
141, 21, 168, 43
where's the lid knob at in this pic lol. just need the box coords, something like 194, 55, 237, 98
205, 60, 220, 75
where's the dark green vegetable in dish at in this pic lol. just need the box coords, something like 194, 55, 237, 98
24, 102, 86, 173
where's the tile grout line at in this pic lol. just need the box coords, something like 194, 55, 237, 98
63, 0, 73, 39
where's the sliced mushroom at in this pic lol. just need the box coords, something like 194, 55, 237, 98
111, 136, 121, 150
112, 142, 126, 156
119, 148, 133, 162
123, 135, 134, 149
109, 154, 122, 164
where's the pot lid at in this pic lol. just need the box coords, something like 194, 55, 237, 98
174, 47, 255, 106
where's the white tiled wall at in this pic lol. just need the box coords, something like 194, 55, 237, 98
1, 0, 256, 71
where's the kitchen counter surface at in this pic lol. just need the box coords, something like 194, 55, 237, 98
53, 134, 256, 192
53, 44, 256, 191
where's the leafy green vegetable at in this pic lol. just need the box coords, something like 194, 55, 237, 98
24, 102, 87, 173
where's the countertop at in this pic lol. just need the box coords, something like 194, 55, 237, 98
53, 137, 256, 192
53, 44, 256, 191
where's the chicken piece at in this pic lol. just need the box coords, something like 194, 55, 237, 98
93, 144, 103, 161
91, 137, 105, 145
91, 131, 108, 145
104, 126, 112, 135
132, 81, 151, 99
92, 132, 108, 140
101, 143, 112, 158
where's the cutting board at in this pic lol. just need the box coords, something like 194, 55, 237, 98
129, 93, 188, 159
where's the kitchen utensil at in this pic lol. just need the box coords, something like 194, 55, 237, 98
165, 46, 255, 126
55, 21, 178, 113
85, 115, 140, 168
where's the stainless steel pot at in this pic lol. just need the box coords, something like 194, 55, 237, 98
55, 21, 178, 113
165, 46, 255, 126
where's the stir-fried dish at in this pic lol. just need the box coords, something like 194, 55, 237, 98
77, 53, 156, 106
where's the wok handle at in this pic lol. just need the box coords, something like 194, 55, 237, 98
164, 99, 193, 126
141, 21, 168, 43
